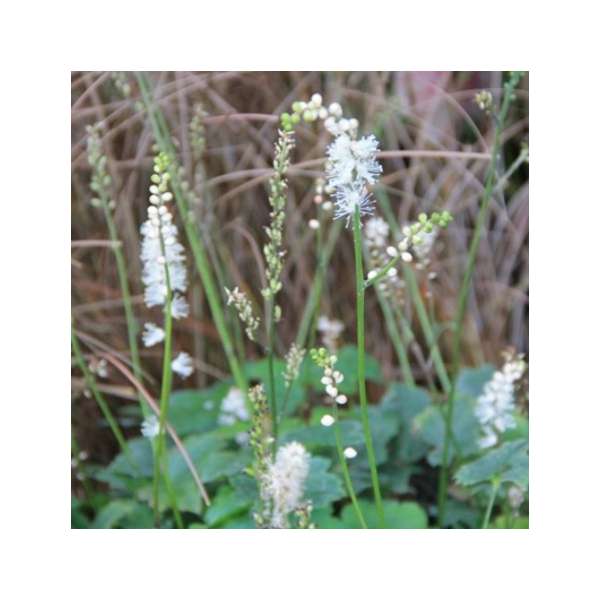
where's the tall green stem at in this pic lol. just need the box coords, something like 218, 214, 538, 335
352, 207, 385, 528
135, 72, 248, 395
266, 300, 278, 444
437, 72, 523, 527
99, 199, 148, 416
333, 407, 367, 529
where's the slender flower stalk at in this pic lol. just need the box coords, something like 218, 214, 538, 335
437, 71, 524, 526
86, 124, 148, 416
139, 151, 193, 526
322, 110, 386, 526
352, 207, 385, 527
262, 128, 295, 443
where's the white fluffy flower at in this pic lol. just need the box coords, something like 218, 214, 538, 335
326, 134, 382, 189
263, 441, 310, 528
140, 218, 187, 308
218, 387, 249, 426
142, 322, 165, 347
170, 294, 189, 319
141, 414, 160, 438
475, 356, 526, 448
325, 133, 382, 226
171, 352, 194, 379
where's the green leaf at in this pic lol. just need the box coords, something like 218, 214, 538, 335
439, 499, 480, 528
456, 365, 496, 398
71, 497, 91, 529
280, 419, 364, 450
455, 440, 528, 489
92, 500, 153, 529
413, 395, 481, 465
304, 456, 345, 508
167, 382, 230, 436
204, 486, 252, 528
341, 500, 428, 529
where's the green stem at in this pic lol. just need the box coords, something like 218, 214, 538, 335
266, 299, 278, 444
482, 478, 500, 529
135, 72, 248, 395
333, 407, 367, 529
99, 197, 148, 416
437, 72, 522, 527
352, 207, 385, 528
71, 327, 137, 470
152, 226, 174, 527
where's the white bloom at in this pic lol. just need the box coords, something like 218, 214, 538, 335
140, 217, 187, 308
141, 414, 160, 438
171, 294, 189, 319
171, 352, 194, 379
142, 322, 165, 347
327, 134, 382, 188
343, 447, 357, 459
320, 414, 335, 427
475, 355, 526, 448
333, 184, 375, 225
335, 394, 348, 405
308, 218, 320, 230
263, 441, 310, 528
218, 387, 249, 426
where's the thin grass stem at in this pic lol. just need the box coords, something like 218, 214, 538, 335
352, 207, 385, 528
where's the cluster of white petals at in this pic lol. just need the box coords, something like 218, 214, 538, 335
475, 354, 526, 448
171, 351, 194, 379
142, 322, 165, 347
325, 132, 383, 226
218, 387, 250, 426
262, 441, 310, 528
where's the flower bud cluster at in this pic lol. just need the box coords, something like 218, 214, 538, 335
86, 124, 114, 209
189, 102, 207, 160
280, 93, 359, 137
225, 286, 260, 341
474, 90, 493, 113
364, 217, 405, 304
283, 343, 306, 388
310, 347, 348, 407
262, 129, 295, 310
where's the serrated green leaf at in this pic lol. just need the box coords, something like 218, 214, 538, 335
455, 440, 528, 488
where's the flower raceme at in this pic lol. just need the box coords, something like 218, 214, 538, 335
326, 133, 383, 226
475, 352, 527, 448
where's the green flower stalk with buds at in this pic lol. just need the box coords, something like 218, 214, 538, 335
261, 127, 295, 443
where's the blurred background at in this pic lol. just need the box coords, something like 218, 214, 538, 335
71, 71, 528, 467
